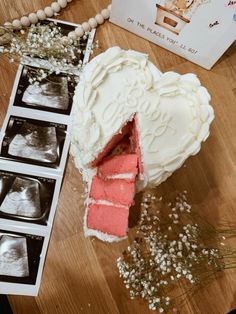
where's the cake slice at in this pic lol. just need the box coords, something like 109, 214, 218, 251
89, 176, 135, 206
86, 203, 129, 237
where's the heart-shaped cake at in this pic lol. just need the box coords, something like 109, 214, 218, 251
71, 46, 214, 242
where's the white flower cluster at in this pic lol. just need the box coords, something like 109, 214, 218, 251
117, 191, 224, 312
0, 22, 98, 82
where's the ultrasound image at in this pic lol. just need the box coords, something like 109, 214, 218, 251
0, 230, 44, 284
22, 76, 69, 110
0, 177, 41, 218
0, 170, 56, 225
0, 117, 67, 168
0, 235, 29, 277
8, 122, 58, 163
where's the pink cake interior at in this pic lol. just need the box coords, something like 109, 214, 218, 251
89, 117, 143, 173
89, 176, 135, 206
87, 203, 129, 237
98, 154, 138, 179
90, 123, 130, 167
86, 116, 143, 239
109, 135, 132, 156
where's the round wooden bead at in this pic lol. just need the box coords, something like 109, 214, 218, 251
12, 19, 22, 28
107, 4, 112, 11
75, 27, 84, 37
28, 13, 38, 24
44, 6, 54, 17
101, 9, 110, 19
20, 16, 30, 27
51, 2, 61, 13
88, 18, 97, 29
58, 0, 68, 8
68, 31, 77, 40
37, 9, 47, 20
95, 13, 104, 25
82, 21, 91, 32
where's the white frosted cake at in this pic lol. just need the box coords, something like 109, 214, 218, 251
71, 46, 214, 242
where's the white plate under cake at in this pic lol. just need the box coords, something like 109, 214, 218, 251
71, 46, 214, 242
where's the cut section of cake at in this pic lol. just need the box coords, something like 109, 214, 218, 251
85, 137, 139, 241
71, 46, 214, 242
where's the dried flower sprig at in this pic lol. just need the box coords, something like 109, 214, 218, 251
0, 21, 99, 82
117, 191, 236, 313
26, 66, 79, 91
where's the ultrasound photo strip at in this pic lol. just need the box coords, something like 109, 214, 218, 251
0, 228, 49, 296
0, 169, 59, 227
12, 65, 77, 116
0, 116, 67, 169
0, 19, 95, 296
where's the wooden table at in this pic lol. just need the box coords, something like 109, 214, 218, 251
0, 1, 236, 313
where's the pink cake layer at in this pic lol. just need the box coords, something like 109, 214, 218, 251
89, 176, 135, 206
87, 203, 129, 237
98, 154, 138, 179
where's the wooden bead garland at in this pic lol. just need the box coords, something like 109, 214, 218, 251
3, 0, 112, 40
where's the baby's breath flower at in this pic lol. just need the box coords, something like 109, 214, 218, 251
0, 21, 98, 83
117, 191, 236, 312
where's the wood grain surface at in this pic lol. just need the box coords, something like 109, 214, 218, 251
0, 1, 236, 313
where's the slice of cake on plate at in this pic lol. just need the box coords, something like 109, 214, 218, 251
71, 46, 214, 242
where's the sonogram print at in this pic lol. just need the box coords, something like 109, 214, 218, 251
0, 117, 67, 168
8, 122, 58, 163
22, 76, 69, 110
0, 170, 56, 225
0, 231, 44, 284
13, 64, 77, 115
0, 235, 29, 277
0, 177, 41, 218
